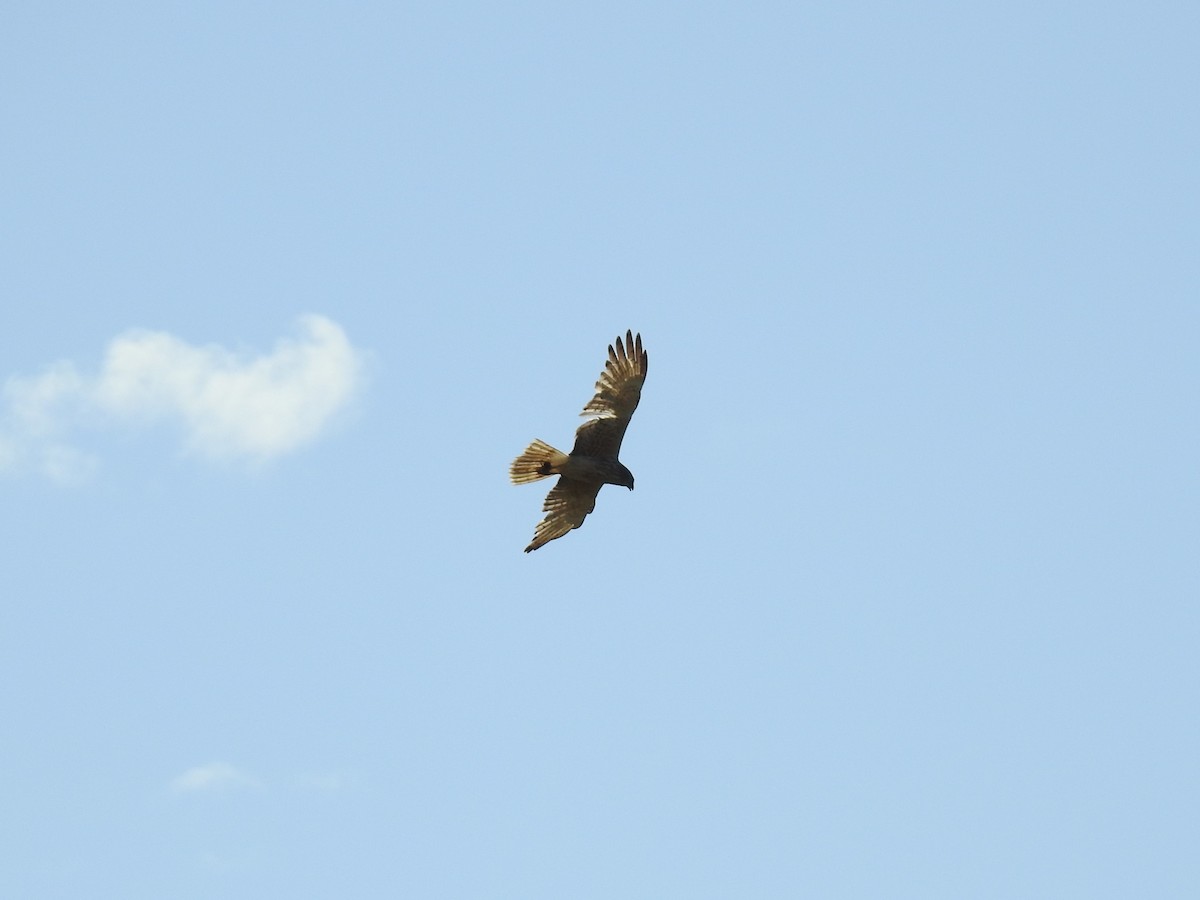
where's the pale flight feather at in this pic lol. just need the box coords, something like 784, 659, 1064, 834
510, 330, 648, 552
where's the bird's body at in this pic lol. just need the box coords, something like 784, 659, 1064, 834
557, 455, 635, 487
510, 330, 648, 552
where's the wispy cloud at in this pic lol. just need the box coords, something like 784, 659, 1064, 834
168, 762, 359, 796
171, 762, 261, 793
0, 315, 363, 481
295, 769, 359, 793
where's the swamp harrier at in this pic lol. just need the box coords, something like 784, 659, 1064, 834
510, 330, 648, 552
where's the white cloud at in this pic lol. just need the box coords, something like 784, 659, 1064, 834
4, 361, 87, 437
171, 761, 261, 793
0, 315, 363, 479
1, 364, 97, 482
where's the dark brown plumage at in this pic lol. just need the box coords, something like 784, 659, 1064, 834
510, 330, 648, 552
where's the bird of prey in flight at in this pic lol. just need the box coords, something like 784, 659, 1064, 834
510, 330, 648, 552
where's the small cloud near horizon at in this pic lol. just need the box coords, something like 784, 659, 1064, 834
295, 770, 359, 793
170, 761, 261, 793
0, 314, 364, 482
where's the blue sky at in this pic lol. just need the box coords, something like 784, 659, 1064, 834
2, 2, 1197, 897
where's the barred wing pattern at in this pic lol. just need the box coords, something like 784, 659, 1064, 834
524, 478, 601, 553
514, 330, 647, 553
571, 330, 649, 459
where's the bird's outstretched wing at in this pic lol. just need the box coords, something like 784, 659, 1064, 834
524, 477, 602, 552
571, 330, 648, 460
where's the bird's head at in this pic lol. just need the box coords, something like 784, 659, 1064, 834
617, 464, 635, 491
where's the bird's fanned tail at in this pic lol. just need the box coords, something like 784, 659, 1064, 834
509, 439, 569, 484
512, 330, 647, 552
